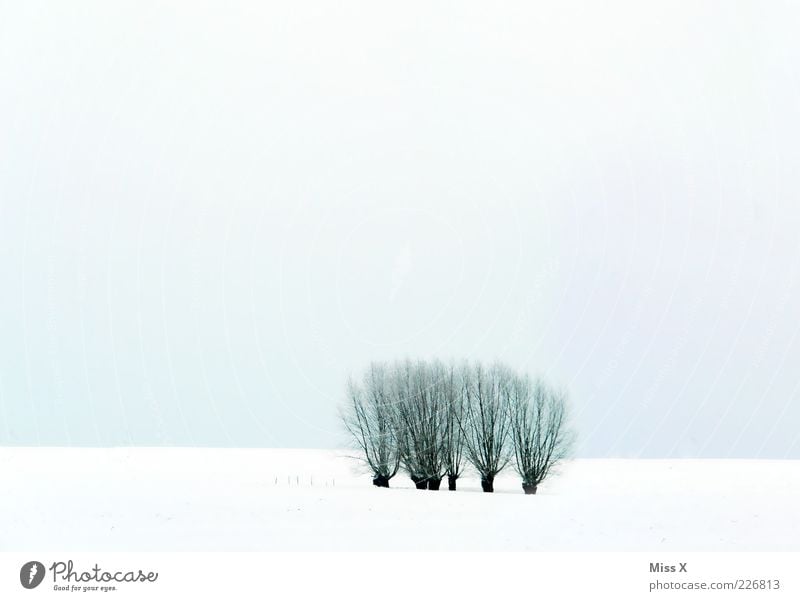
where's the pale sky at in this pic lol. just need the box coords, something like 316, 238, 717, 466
1, 1, 799, 457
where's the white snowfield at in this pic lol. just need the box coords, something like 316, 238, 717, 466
1, 448, 798, 551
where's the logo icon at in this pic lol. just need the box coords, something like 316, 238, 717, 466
20, 561, 46, 589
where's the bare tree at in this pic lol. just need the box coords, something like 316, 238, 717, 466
342, 359, 574, 495
439, 361, 467, 490
421, 359, 450, 490
458, 362, 512, 492
390, 360, 428, 489
508, 377, 573, 494
389, 359, 447, 489
340, 362, 400, 487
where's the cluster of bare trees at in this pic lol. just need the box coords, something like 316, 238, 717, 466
340, 359, 573, 494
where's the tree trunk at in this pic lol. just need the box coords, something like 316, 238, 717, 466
447, 475, 458, 491
372, 475, 390, 488
480, 476, 494, 493
410, 475, 428, 489
522, 483, 538, 495
427, 478, 442, 490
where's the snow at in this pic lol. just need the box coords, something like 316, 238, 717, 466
2, 448, 798, 551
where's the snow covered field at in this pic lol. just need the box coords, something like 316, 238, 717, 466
2, 448, 798, 551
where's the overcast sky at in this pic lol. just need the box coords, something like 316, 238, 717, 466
1, 1, 799, 457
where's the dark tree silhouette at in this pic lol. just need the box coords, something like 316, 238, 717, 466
389, 359, 447, 489
458, 363, 512, 492
340, 363, 400, 487
440, 361, 467, 490
508, 377, 573, 494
